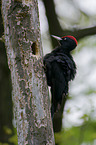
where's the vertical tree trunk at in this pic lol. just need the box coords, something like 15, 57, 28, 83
2, 0, 55, 144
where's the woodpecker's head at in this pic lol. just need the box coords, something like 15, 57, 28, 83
52, 35, 77, 52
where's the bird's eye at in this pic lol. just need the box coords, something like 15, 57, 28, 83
64, 38, 67, 40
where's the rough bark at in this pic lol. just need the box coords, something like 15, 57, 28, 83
2, 0, 55, 144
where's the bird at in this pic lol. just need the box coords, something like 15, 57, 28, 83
43, 35, 77, 119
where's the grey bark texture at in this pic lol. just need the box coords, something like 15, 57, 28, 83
2, 0, 55, 144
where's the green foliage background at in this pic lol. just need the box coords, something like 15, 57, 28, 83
55, 121, 96, 145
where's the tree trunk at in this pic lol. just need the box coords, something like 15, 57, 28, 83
2, 0, 55, 144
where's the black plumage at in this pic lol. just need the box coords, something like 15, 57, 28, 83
43, 35, 77, 118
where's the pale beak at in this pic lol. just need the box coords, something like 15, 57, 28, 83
51, 35, 62, 41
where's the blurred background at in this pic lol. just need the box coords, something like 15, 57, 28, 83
39, 0, 96, 145
0, 0, 96, 145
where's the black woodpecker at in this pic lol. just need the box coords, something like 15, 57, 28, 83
43, 35, 78, 118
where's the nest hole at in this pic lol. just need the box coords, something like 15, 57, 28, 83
31, 42, 38, 55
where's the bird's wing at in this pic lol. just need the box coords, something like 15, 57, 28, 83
51, 60, 68, 113
55, 53, 76, 81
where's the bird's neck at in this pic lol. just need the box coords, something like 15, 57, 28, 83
60, 46, 71, 55
52, 45, 72, 56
